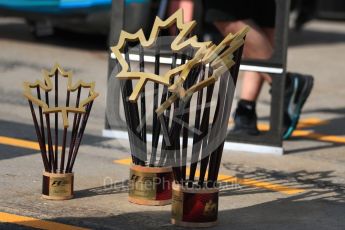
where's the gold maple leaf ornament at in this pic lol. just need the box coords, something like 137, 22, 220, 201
111, 8, 211, 102
155, 26, 250, 116
112, 8, 249, 118
23, 64, 99, 128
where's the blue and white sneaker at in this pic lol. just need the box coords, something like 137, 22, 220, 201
283, 72, 314, 139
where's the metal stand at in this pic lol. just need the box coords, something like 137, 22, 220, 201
226, 0, 291, 154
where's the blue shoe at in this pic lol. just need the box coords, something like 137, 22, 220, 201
283, 73, 314, 139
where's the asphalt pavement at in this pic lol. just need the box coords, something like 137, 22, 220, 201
0, 17, 344, 230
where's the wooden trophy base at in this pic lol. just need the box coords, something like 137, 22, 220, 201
42, 172, 74, 200
128, 165, 173, 206
171, 183, 219, 227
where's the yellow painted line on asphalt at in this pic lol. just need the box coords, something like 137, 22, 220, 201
229, 117, 328, 129
114, 157, 132, 165
0, 117, 338, 152
256, 118, 329, 132
256, 123, 270, 131
217, 175, 305, 195
296, 117, 329, 129
293, 130, 345, 144
0, 212, 89, 230
230, 117, 345, 145
0, 136, 41, 151
113, 158, 305, 195
0, 136, 61, 151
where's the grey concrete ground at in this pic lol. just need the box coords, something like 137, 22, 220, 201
0, 17, 345, 229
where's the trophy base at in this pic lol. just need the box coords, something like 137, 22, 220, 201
128, 165, 173, 206
42, 172, 74, 200
171, 183, 219, 227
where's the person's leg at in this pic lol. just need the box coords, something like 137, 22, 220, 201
262, 28, 275, 47
214, 20, 273, 134
239, 71, 264, 101
168, 0, 193, 22
214, 20, 273, 101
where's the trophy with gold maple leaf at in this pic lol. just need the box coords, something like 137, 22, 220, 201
23, 64, 98, 200
166, 28, 247, 227
111, 8, 247, 224
110, 9, 210, 206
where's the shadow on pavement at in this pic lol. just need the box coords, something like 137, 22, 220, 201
0, 119, 108, 160
2, 163, 344, 229
0, 223, 36, 230
222, 162, 345, 198
289, 27, 345, 47
44, 190, 345, 230
302, 107, 345, 136
284, 107, 345, 154
285, 143, 343, 155
74, 180, 129, 199
75, 162, 345, 202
